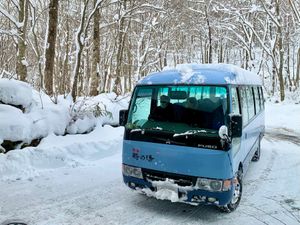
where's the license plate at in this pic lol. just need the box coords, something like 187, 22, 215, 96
156, 184, 178, 193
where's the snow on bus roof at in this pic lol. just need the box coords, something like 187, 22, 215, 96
137, 63, 262, 86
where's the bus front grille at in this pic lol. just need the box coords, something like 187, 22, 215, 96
143, 169, 196, 187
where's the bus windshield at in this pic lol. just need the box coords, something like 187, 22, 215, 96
125, 85, 228, 149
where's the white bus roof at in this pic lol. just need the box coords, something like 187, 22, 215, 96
137, 63, 262, 86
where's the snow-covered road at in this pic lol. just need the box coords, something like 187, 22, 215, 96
1, 127, 300, 225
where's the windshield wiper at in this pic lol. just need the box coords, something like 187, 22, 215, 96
173, 129, 215, 138
130, 128, 143, 133
130, 127, 164, 134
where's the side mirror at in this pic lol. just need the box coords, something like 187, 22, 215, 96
218, 125, 228, 140
119, 109, 128, 126
230, 114, 242, 138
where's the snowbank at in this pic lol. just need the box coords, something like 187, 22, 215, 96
0, 78, 130, 180
265, 102, 300, 134
72, 93, 130, 128
0, 78, 32, 108
0, 80, 71, 147
0, 105, 31, 143
0, 79, 130, 148
0, 125, 124, 181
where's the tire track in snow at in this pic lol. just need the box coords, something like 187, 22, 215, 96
241, 127, 300, 225
265, 128, 300, 145
2, 127, 300, 225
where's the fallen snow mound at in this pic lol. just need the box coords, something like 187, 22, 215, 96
0, 125, 124, 181
0, 80, 71, 147
0, 104, 31, 143
0, 78, 33, 108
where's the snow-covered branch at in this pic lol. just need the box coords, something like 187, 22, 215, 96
258, 0, 281, 27
0, 6, 23, 28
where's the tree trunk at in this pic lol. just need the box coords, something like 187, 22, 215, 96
72, 0, 104, 99
44, 0, 59, 96
16, 0, 28, 81
127, 42, 132, 92
31, 4, 43, 89
84, 48, 91, 95
205, 5, 212, 64
218, 41, 223, 63
63, 5, 70, 95
276, 3, 285, 101
71, 41, 84, 100
89, 0, 100, 96
71, 1, 88, 100
113, 1, 127, 96
286, 43, 292, 90
296, 48, 300, 88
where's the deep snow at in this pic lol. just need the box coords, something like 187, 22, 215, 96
0, 80, 299, 224
0, 102, 299, 224
0, 79, 130, 149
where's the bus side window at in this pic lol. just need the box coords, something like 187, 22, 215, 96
252, 87, 257, 115
239, 87, 249, 126
231, 87, 240, 114
246, 87, 255, 120
254, 87, 261, 113
259, 87, 265, 109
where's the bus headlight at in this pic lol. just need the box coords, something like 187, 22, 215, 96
210, 180, 222, 191
196, 178, 223, 192
122, 164, 143, 179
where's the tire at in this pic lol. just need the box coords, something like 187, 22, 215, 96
252, 137, 261, 162
219, 170, 243, 213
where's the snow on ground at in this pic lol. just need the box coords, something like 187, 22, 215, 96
0, 79, 130, 150
0, 125, 124, 181
0, 97, 300, 224
0, 79, 72, 145
0, 78, 33, 108
265, 101, 300, 134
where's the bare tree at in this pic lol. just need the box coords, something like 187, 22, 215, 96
0, 0, 29, 81
44, 0, 59, 95
16, 0, 29, 81
89, 0, 101, 96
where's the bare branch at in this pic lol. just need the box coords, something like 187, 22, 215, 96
0, 6, 22, 28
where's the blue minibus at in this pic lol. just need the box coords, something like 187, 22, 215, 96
119, 64, 265, 212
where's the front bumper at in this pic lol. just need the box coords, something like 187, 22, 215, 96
123, 175, 234, 206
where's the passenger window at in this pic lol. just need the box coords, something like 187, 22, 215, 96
254, 87, 261, 113
216, 87, 227, 98
158, 87, 169, 106
169, 86, 188, 104
202, 86, 210, 99
259, 87, 265, 109
239, 87, 249, 126
246, 87, 255, 119
130, 88, 152, 123
231, 88, 240, 114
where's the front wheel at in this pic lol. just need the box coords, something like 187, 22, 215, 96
219, 171, 243, 213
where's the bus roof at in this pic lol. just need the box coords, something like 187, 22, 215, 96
137, 63, 262, 86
